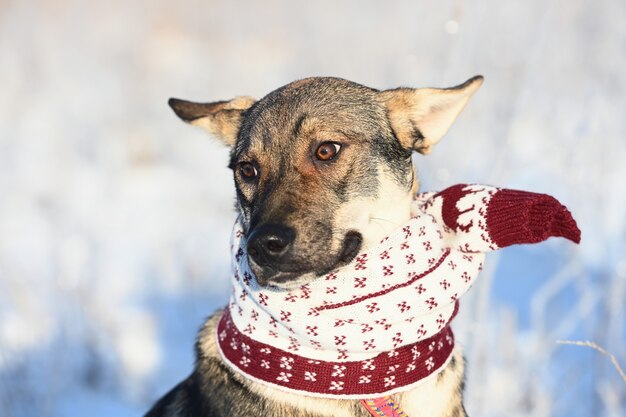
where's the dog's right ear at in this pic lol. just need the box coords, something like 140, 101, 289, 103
168, 96, 256, 147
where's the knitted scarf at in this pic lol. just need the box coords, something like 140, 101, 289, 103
216, 184, 580, 399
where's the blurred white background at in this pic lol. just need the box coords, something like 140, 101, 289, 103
0, 0, 624, 416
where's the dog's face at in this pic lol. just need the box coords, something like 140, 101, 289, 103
170, 76, 482, 287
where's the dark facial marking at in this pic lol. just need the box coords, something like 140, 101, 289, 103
371, 132, 413, 187
334, 170, 351, 201
292, 113, 308, 137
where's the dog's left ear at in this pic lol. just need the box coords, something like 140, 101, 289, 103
168, 96, 256, 146
380, 75, 483, 154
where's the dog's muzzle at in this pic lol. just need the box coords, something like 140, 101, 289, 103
246, 223, 364, 286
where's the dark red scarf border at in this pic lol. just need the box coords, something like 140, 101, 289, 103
216, 309, 455, 398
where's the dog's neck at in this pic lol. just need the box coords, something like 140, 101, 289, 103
215, 183, 581, 399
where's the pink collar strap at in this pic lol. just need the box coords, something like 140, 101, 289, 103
360, 397, 409, 417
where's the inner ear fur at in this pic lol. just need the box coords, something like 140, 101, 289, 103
168, 96, 256, 146
380, 75, 483, 154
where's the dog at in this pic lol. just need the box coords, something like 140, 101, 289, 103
145, 75, 484, 417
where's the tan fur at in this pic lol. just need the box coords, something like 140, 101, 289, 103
170, 96, 256, 146
380, 76, 483, 154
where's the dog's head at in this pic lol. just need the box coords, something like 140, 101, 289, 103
169, 76, 482, 287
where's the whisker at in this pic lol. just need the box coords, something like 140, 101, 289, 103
369, 217, 403, 228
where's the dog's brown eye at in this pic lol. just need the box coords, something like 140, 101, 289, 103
315, 142, 342, 161
238, 162, 258, 180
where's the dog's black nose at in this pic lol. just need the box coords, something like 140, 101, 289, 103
247, 224, 295, 266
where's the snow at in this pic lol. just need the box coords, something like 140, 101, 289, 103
1, 0, 625, 416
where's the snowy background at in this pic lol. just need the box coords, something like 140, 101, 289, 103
1, 0, 625, 416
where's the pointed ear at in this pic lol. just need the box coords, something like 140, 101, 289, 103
379, 75, 483, 154
168, 96, 256, 146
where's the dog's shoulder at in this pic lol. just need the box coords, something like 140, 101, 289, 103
144, 361, 268, 417
195, 312, 363, 417
144, 376, 194, 417
144, 311, 257, 417
147, 311, 347, 417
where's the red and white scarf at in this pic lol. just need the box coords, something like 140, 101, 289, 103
216, 184, 580, 399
